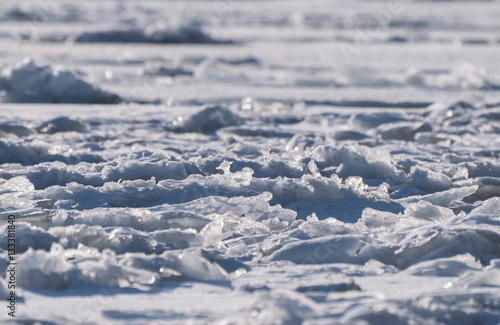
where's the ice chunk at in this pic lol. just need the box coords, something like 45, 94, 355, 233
174, 250, 229, 281
0, 58, 119, 104
200, 213, 234, 248
404, 201, 455, 221
176, 104, 240, 133
0, 176, 34, 195
118, 250, 230, 282
118, 253, 182, 281
363, 259, 398, 275
0, 222, 57, 253
296, 174, 345, 201
27, 162, 74, 190
428, 101, 478, 127
311, 144, 402, 179
102, 150, 190, 182
268, 234, 368, 264
465, 197, 500, 225
152, 228, 201, 249
375, 121, 432, 141
409, 166, 452, 193
471, 178, 500, 202
466, 161, 500, 178
398, 185, 478, 207
102, 159, 187, 182
421, 185, 478, 207
200, 211, 271, 248
17, 244, 74, 290
458, 259, 500, 288
36, 117, 88, 134
0, 176, 37, 211
245, 290, 321, 324
49, 225, 111, 251
78, 249, 159, 287
395, 229, 499, 269
462, 268, 500, 288
108, 228, 157, 254
216, 161, 254, 186
339, 304, 412, 325
359, 208, 400, 230
349, 112, 407, 130
404, 254, 481, 276
53, 223, 201, 253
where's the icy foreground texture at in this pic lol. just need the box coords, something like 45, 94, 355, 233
1, 0, 500, 324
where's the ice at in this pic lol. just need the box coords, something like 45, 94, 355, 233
348, 112, 408, 130
142, 61, 193, 77
358, 207, 400, 230
432, 63, 492, 90
0, 123, 33, 137
461, 260, 500, 288
1, 0, 500, 323
101, 155, 189, 182
403, 201, 455, 221
172, 250, 229, 281
311, 144, 402, 179
375, 121, 433, 141
338, 304, 415, 325
466, 197, 500, 225
404, 254, 481, 277
420, 185, 478, 207
0, 58, 119, 104
408, 166, 452, 193
0, 177, 37, 214
77, 249, 159, 287
17, 244, 74, 290
267, 235, 369, 265
0, 278, 9, 300
243, 290, 321, 324
36, 117, 88, 134
0, 223, 56, 253
49, 225, 111, 251
175, 104, 240, 133
395, 228, 500, 269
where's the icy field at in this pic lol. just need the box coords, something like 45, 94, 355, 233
1, 0, 500, 324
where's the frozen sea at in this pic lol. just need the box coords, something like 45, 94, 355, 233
1, 0, 500, 324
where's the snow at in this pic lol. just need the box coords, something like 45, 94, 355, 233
175, 104, 240, 133
1, 0, 500, 324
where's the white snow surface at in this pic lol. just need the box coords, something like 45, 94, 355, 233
1, 0, 500, 324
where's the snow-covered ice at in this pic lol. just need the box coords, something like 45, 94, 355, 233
1, 0, 500, 324
0, 58, 120, 104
